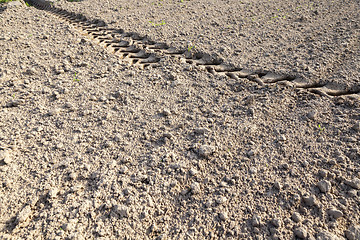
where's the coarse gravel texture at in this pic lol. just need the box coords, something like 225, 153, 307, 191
0, 0, 359, 240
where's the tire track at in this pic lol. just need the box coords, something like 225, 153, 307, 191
25, 0, 360, 100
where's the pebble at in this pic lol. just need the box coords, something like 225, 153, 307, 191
327, 208, 343, 220
274, 181, 282, 190
252, 214, 261, 227
278, 135, 287, 141
352, 122, 360, 132
48, 108, 61, 116
291, 212, 302, 223
189, 168, 198, 176
216, 196, 227, 205
348, 189, 357, 197
219, 212, 228, 221
294, 227, 308, 239
316, 231, 342, 240
119, 166, 128, 174
318, 169, 328, 178
48, 188, 59, 198
302, 194, 316, 206
17, 205, 32, 223
198, 145, 215, 158
190, 182, 200, 194
114, 205, 128, 218
345, 225, 360, 240
6, 99, 24, 107
317, 180, 331, 193
270, 218, 281, 228
194, 127, 210, 135
0, 150, 12, 164
307, 111, 317, 120
162, 108, 171, 116
344, 178, 360, 189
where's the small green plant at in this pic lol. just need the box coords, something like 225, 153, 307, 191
318, 124, 325, 132
187, 45, 195, 52
73, 72, 79, 82
25, 1, 31, 6
149, 20, 166, 27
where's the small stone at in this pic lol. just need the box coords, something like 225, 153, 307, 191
344, 178, 360, 189
294, 227, 308, 239
0, 150, 12, 164
219, 212, 228, 221
48, 188, 59, 198
345, 225, 360, 240
190, 182, 200, 194
119, 166, 128, 174
6, 99, 24, 107
17, 205, 32, 223
291, 212, 302, 223
114, 205, 128, 218
278, 135, 287, 141
352, 122, 360, 132
348, 189, 357, 197
317, 231, 342, 240
327, 208, 343, 220
194, 128, 210, 135
302, 194, 316, 206
205, 200, 212, 208
274, 181, 282, 190
198, 145, 215, 158
99, 96, 107, 102
216, 196, 227, 205
317, 180, 331, 193
48, 108, 60, 116
319, 169, 328, 178
307, 111, 317, 120
89, 95, 97, 101
162, 108, 171, 116
252, 214, 261, 227
270, 218, 281, 228
189, 168, 198, 176
83, 109, 91, 116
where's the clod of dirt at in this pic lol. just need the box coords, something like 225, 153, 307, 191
317, 180, 332, 193
344, 178, 360, 190
345, 225, 360, 240
0, 150, 12, 164
198, 144, 215, 158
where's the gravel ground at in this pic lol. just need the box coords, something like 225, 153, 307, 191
0, 0, 359, 239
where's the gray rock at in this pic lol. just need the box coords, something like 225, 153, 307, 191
48, 188, 59, 198
198, 145, 215, 158
0, 150, 12, 164
307, 111, 317, 120
319, 169, 328, 178
291, 212, 302, 223
352, 122, 360, 132
190, 182, 200, 194
317, 180, 331, 193
216, 196, 227, 205
327, 208, 343, 220
162, 108, 171, 116
345, 225, 360, 240
194, 127, 210, 135
316, 231, 343, 240
270, 218, 281, 228
303, 194, 316, 206
294, 227, 308, 239
252, 214, 261, 227
114, 205, 128, 218
17, 205, 32, 223
219, 212, 228, 221
344, 178, 360, 190
8, 1, 23, 8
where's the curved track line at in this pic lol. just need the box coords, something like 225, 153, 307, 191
25, 0, 360, 100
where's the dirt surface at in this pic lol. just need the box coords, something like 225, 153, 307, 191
0, 0, 359, 239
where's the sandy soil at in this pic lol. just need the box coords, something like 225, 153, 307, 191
0, 0, 359, 239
